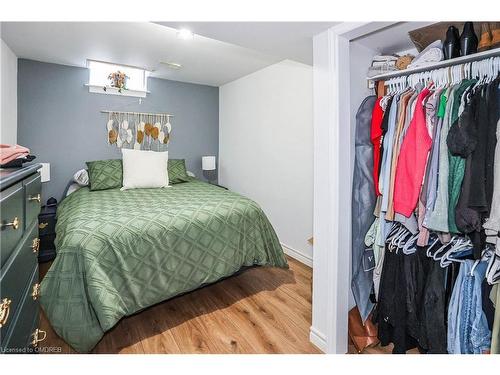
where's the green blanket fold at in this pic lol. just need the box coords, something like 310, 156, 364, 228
40, 179, 287, 352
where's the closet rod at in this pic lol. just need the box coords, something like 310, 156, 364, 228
367, 47, 500, 81
101, 110, 174, 117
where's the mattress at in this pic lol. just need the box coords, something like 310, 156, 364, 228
40, 179, 287, 352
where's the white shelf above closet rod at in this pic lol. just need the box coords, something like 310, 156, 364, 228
367, 47, 500, 81
100, 110, 174, 117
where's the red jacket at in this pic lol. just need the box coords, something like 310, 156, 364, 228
370, 98, 384, 196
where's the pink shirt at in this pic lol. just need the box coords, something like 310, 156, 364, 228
393, 88, 432, 217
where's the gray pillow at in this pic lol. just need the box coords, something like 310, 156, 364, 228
73, 169, 89, 186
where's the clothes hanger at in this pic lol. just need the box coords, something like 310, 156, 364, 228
396, 76, 403, 93
439, 237, 473, 267
484, 244, 500, 283
489, 57, 498, 82
426, 236, 442, 257
487, 58, 494, 83
433, 237, 463, 267
380, 82, 392, 107
402, 233, 419, 255
386, 224, 411, 253
486, 251, 500, 285
437, 67, 445, 89
386, 222, 400, 238
470, 246, 494, 276
396, 230, 412, 251
387, 225, 405, 251
432, 236, 459, 261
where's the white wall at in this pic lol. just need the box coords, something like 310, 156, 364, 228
219, 60, 313, 265
1, 37, 18, 144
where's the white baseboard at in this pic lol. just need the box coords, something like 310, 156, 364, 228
309, 326, 326, 353
281, 243, 313, 268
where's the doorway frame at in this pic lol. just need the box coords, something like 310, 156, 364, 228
310, 22, 400, 354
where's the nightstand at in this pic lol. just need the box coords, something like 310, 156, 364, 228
37, 205, 57, 263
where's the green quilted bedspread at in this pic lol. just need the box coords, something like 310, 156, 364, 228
40, 179, 287, 352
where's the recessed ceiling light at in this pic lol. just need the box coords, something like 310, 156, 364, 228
176, 28, 194, 40
161, 61, 183, 70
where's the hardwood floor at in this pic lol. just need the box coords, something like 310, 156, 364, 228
38, 256, 321, 354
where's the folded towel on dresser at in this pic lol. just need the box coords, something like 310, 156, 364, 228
0, 144, 30, 164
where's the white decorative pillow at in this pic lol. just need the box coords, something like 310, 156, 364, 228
73, 169, 89, 186
121, 149, 169, 190
66, 182, 82, 196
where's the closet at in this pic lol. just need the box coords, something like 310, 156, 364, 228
350, 23, 500, 354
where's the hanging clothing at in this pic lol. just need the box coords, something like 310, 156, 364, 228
450, 79, 500, 257
418, 90, 441, 246
380, 93, 405, 212
385, 90, 413, 220
373, 247, 421, 354
425, 87, 454, 233
491, 284, 500, 354
376, 96, 401, 247
370, 97, 384, 196
378, 96, 394, 187
357, 58, 499, 354
417, 247, 448, 353
389, 89, 422, 233
393, 88, 432, 217
453, 89, 482, 236
422, 92, 446, 234
484, 118, 500, 241
485, 79, 500, 212
447, 79, 477, 234
367, 217, 385, 300
469, 85, 495, 213
447, 260, 491, 354
351, 95, 377, 322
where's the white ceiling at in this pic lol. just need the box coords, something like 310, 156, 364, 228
155, 22, 338, 65
1, 21, 336, 86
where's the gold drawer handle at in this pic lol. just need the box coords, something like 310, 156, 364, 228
1, 217, 20, 230
31, 328, 47, 348
39, 222, 48, 229
28, 193, 41, 203
0, 298, 12, 328
31, 283, 41, 300
31, 238, 40, 253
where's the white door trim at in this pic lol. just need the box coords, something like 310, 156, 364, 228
311, 22, 400, 354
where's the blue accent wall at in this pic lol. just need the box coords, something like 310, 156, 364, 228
17, 59, 219, 201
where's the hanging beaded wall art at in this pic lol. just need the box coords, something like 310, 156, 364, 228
105, 111, 173, 151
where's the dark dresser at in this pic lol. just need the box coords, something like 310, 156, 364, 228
0, 164, 44, 353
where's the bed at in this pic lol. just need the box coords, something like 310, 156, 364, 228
40, 178, 287, 352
